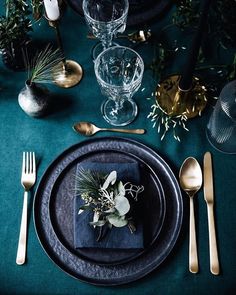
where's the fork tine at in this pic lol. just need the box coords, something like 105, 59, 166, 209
32, 152, 36, 174
29, 152, 32, 173
22, 152, 26, 175
26, 152, 29, 174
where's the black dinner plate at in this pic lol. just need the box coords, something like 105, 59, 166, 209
34, 137, 183, 286
66, 0, 172, 26
48, 149, 166, 265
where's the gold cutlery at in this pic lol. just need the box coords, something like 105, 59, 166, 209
179, 157, 202, 273
16, 152, 36, 265
87, 29, 152, 44
73, 122, 145, 136
203, 152, 220, 275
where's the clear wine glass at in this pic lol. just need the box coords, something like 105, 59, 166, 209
94, 46, 144, 126
82, 0, 129, 59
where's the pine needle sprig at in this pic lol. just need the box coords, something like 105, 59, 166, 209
26, 44, 63, 84
74, 168, 104, 197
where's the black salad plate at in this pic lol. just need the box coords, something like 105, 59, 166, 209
34, 137, 183, 286
66, 0, 172, 26
48, 150, 166, 266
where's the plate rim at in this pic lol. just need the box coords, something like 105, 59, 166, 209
33, 137, 183, 286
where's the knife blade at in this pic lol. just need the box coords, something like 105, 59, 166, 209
204, 152, 214, 204
203, 152, 220, 275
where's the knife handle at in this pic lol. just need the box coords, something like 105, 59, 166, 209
189, 197, 199, 273
207, 203, 220, 275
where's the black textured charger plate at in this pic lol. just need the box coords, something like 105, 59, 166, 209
34, 137, 182, 286
66, 0, 172, 26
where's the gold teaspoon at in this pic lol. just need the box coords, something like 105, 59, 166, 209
73, 122, 145, 136
179, 157, 202, 274
87, 29, 152, 44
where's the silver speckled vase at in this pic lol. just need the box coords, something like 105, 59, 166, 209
18, 80, 50, 117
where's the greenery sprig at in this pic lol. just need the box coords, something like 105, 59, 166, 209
30, 0, 43, 20
147, 0, 236, 141
75, 169, 144, 233
0, 0, 32, 50
148, 99, 189, 141
25, 44, 63, 84
173, 0, 236, 48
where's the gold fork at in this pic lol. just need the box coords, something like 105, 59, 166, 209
16, 152, 36, 265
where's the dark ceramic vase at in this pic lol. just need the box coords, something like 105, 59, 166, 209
1, 39, 29, 71
18, 80, 50, 117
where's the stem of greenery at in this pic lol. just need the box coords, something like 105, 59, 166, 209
195, 65, 228, 70
5, 0, 9, 19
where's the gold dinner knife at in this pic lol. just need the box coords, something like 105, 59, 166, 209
203, 152, 220, 275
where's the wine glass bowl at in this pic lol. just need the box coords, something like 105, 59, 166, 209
82, 0, 129, 58
94, 46, 144, 126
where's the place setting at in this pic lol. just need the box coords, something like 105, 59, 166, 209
1, 0, 235, 292
16, 143, 221, 284
33, 137, 182, 285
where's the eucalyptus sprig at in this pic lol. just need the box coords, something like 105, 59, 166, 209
25, 44, 63, 84
75, 169, 144, 232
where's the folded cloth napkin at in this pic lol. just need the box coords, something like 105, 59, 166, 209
74, 162, 144, 249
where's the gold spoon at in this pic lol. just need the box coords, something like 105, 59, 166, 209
73, 122, 145, 136
87, 29, 152, 44
123, 29, 152, 43
179, 157, 202, 274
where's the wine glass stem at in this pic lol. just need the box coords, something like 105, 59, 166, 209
114, 99, 124, 111
102, 36, 113, 50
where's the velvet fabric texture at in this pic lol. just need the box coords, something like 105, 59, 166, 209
1, 5, 236, 295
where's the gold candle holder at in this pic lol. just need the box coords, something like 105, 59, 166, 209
156, 0, 211, 119
48, 19, 83, 88
155, 75, 207, 118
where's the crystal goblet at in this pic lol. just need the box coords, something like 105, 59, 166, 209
82, 0, 129, 59
94, 46, 144, 126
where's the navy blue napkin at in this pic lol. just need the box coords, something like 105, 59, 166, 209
74, 162, 144, 249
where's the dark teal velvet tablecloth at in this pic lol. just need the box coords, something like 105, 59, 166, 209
0, 6, 236, 295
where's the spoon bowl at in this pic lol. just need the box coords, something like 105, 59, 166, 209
179, 157, 202, 274
73, 122, 145, 136
179, 157, 202, 195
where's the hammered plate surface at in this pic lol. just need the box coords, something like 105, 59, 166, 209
34, 137, 182, 286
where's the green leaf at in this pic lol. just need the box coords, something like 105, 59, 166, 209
107, 214, 128, 227
93, 211, 99, 223
104, 208, 116, 213
118, 181, 125, 197
114, 195, 130, 216
89, 220, 106, 227
102, 171, 117, 190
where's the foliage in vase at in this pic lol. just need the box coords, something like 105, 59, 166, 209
25, 44, 64, 85
0, 0, 32, 51
30, 0, 43, 20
